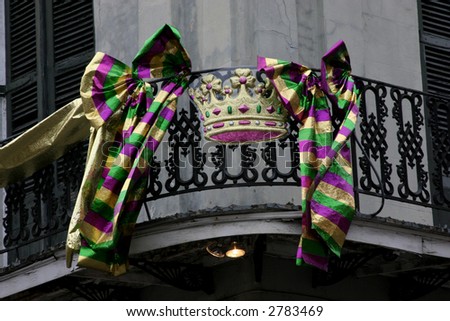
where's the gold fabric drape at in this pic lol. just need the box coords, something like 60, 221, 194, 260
0, 99, 90, 187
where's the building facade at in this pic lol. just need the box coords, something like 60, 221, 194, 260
0, 0, 449, 300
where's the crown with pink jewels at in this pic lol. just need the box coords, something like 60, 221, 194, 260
188, 68, 288, 143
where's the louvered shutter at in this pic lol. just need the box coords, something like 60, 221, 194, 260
420, 1, 450, 145
420, 1, 450, 96
9, 1, 37, 78
6, 0, 95, 134
7, 0, 38, 135
53, 0, 95, 109
52, 0, 94, 183
10, 85, 38, 134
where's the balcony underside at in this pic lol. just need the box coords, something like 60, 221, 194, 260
1, 206, 450, 300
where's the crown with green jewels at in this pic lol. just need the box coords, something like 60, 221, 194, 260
189, 68, 288, 143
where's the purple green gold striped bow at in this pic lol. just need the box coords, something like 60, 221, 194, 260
258, 40, 359, 270
77, 24, 191, 275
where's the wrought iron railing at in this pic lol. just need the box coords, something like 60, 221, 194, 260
355, 77, 450, 211
1, 69, 450, 272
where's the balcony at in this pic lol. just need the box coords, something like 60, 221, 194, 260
1, 69, 450, 300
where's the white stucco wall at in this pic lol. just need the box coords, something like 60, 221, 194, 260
93, 0, 139, 63
92, 0, 424, 87
322, 0, 422, 90
93, 0, 432, 225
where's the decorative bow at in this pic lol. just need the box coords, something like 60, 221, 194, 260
258, 40, 359, 270
73, 24, 191, 275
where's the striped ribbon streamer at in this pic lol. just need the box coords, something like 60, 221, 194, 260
257, 40, 359, 270
73, 24, 191, 275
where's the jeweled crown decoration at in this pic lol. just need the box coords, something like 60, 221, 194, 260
189, 68, 288, 143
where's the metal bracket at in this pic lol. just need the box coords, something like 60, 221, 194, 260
312, 249, 384, 287
389, 267, 450, 300
129, 258, 215, 294
64, 278, 138, 301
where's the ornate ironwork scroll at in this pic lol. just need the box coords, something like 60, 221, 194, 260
2, 140, 87, 263
391, 88, 430, 203
356, 79, 393, 195
164, 104, 208, 194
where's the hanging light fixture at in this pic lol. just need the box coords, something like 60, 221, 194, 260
225, 241, 246, 258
